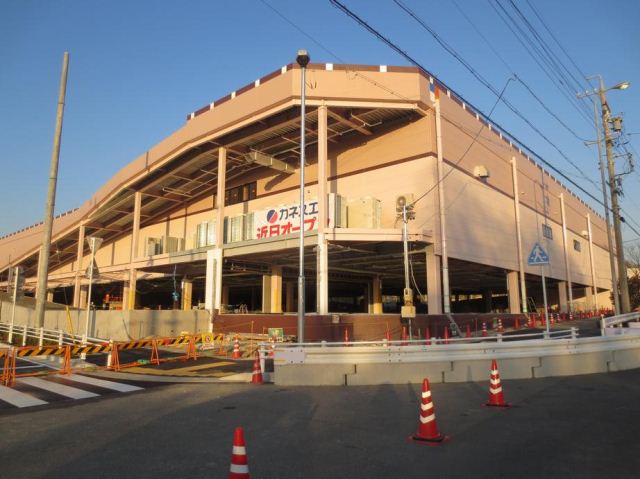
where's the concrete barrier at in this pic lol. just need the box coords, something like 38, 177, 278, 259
273, 335, 640, 385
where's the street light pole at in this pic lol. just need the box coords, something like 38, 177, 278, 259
296, 50, 310, 343
598, 77, 631, 313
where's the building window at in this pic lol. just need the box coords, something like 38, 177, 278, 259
224, 181, 257, 206
542, 224, 553, 239
573, 240, 581, 252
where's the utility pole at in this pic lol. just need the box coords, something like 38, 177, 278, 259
599, 77, 631, 313
34, 52, 70, 328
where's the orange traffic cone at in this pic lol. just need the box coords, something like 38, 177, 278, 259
482, 321, 487, 337
150, 339, 160, 365
485, 359, 510, 407
465, 324, 471, 338
497, 319, 504, 333
109, 342, 121, 371
514, 318, 520, 330
229, 427, 250, 478
1, 348, 16, 387
60, 345, 72, 375
344, 328, 350, 344
401, 326, 408, 346
443, 326, 449, 344
409, 378, 446, 444
425, 327, 431, 346
232, 337, 241, 359
251, 351, 263, 385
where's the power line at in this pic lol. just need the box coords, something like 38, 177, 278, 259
329, 0, 605, 208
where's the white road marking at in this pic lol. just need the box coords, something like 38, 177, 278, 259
18, 377, 99, 400
64, 374, 142, 392
0, 385, 48, 408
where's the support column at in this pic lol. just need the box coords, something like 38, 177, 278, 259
269, 266, 283, 313
205, 248, 223, 313
434, 91, 451, 313
425, 245, 442, 314
261, 274, 271, 313
316, 104, 329, 314
585, 287, 594, 311
558, 281, 569, 313
560, 193, 573, 311
181, 279, 193, 310
126, 191, 141, 310
372, 276, 382, 314
79, 285, 88, 310
72, 225, 85, 308
212, 147, 226, 313
511, 157, 528, 313
507, 271, 521, 314
222, 285, 230, 307
586, 214, 598, 310
285, 282, 295, 313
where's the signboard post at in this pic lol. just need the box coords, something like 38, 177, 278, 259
528, 242, 550, 337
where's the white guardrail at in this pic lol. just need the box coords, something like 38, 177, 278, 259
0, 322, 105, 347
601, 312, 640, 334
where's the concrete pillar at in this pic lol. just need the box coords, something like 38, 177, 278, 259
72, 225, 85, 308
222, 285, 230, 307
269, 266, 283, 313
46, 291, 54, 303
507, 271, 520, 314
426, 245, 442, 314
483, 289, 493, 313
316, 105, 329, 314
181, 279, 193, 310
79, 285, 88, 310
205, 248, 223, 312
286, 282, 295, 312
585, 287, 594, 311
372, 276, 382, 314
558, 281, 569, 313
559, 193, 573, 311
262, 275, 271, 313
125, 271, 138, 310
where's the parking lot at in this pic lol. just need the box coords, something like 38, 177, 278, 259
1, 367, 639, 478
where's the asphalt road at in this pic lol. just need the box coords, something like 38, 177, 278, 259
1, 367, 639, 478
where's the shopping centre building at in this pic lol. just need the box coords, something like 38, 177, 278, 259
0, 62, 613, 324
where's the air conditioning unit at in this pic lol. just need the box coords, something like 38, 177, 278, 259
243, 212, 255, 240
161, 236, 184, 254
145, 237, 162, 256
347, 197, 382, 228
328, 193, 347, 228
224, 215, 244, 243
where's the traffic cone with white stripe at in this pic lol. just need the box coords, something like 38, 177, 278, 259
229, 427, 250, 478
409, 378, 446, 444
481, 321, 488, 337
232, 337, 241, 359
251, 351, 263, 385
485, 359, 510, 408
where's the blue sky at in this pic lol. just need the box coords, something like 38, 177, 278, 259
1, 0, 639, 242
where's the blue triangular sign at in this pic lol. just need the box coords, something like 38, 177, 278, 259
528, 242, 550, 265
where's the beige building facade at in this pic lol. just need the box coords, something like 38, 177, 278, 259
0, 63, 613, 317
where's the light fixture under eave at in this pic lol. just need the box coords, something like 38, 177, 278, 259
245, 151, 294, 174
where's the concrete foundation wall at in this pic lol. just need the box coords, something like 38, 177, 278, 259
0, 298, 209, 341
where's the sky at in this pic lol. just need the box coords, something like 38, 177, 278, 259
1, 0, 639, 243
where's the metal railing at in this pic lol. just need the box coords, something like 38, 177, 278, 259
601, 312, 640, 336
274, 328, 578, 349
0, 321, 105, 347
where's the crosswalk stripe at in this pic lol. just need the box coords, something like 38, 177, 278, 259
18, 377, 100, 400
64, 374, 143, 392
0, 385, 48, 408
